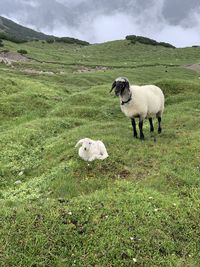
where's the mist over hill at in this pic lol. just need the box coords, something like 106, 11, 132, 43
0, 0, 200, 47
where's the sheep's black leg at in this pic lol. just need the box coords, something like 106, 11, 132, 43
139, 117, 144, 140
157, 116, 162, 134
131, 118, 138, 138
149, 118, 154, 132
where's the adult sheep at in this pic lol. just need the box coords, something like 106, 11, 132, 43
110, 77, 165, 140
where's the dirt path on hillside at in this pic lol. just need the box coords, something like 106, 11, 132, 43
74, 65, 111, 73
184, 63, 200, 72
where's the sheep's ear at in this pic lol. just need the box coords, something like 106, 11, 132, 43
75, 139, 85, 147
110, 81, 116, 92
124, 80, 130, 89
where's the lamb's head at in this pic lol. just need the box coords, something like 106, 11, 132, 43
75, 138, 93, 152
110, 77, 130, 96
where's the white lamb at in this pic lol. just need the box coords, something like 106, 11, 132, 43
75, 138, 109, 161
110, 77, 165, 140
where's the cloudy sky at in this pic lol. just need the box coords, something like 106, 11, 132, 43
0, 0, 200, 47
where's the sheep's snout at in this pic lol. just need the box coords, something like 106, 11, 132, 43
114, 86, 122, 96
114, 82, 126, 96
115, 90, 120, 96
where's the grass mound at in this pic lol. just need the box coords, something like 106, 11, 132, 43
1, 183, 199, 266
0, 39, 200, 266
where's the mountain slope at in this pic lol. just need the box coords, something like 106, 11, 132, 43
0, 16, 89, 45
0, 16, 53, 41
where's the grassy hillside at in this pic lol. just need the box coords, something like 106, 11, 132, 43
0, 16, 89, 45
0, 16, 54, 43
0, 40, 200, 266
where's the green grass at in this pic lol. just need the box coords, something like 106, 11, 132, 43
0, 40, 200, 266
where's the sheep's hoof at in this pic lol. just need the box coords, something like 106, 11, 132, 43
133, 134, 138, 139
140, 135, 145, 140
158, 128, 162, 134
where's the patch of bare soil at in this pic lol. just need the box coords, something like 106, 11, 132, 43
184, 63, 200, 72
22, 69, 55, 75
0, 52, 29, 63
118, 170, 131, 179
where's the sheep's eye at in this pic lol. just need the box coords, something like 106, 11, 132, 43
89, 142, 92, 145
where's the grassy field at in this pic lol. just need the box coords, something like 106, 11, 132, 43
0, 39, 200, 266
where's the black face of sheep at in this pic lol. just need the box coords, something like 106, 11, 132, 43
110, 77, 130, 96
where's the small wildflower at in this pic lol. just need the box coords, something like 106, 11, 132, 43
68, 211, 72, 215
132, 258, 137, 263
149, 197, 153, 200
18, 171, 24, 176
130, 237, 134, 241
173, 203, 177, 206
105, 215, 108, 219
154, 208, 159, 212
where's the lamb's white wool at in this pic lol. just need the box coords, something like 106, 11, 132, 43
75, 138, 108, 161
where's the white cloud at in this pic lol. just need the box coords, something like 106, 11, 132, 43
157, 25, 200, 47
0, 0, 200, 47
90, 13, 139, 43
55, 0, 88, 7
19, 0, 39, 8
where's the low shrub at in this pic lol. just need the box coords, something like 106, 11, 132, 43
126, 35, 175, 48
46, 39, 55, 44
55, 37, 90, 46
17, 49, 28, 54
